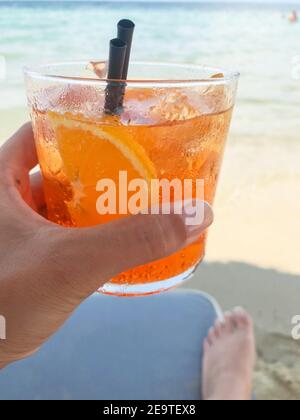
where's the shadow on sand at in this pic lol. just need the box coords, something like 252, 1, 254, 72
183, 261, 300, 334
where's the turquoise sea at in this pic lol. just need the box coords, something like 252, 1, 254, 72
0, 1, 300, 142
0, 1, 300, 273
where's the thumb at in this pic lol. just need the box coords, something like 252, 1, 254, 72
54, 199, 213, 297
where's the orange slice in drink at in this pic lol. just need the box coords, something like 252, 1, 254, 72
47, 112, 157, 227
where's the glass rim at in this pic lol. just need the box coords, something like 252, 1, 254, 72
24, 60, 240, 88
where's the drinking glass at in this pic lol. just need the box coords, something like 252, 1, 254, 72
24, 62, 239, 296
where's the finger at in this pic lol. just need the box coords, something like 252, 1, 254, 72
54, 200, 214, 298
30, 171, 46, 211
0, 124, 47, 222
0, 123, 38, 175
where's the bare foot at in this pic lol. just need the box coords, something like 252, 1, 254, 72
202, 308, 256, 400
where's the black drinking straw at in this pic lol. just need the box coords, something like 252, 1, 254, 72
104, 38, 127, 115
117, 19, 135, 80
104, 20, 135, 115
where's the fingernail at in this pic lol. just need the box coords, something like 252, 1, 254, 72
150, 199, 214, 246
179, 199, 214, 246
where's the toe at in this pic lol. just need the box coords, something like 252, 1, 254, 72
219, 319, 228, 336
207, 327, 217, 345
203, 338, 210, 352
223, 312, 234, 333
241, 311, 253, 329
214, 320, 224, 337
233, 307, 252, 329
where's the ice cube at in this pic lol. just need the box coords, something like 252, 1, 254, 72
121, 89, 160, 125
150, 90, 200, 122
33, 84, 105, 119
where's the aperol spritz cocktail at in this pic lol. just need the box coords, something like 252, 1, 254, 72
25, 62, 238, 296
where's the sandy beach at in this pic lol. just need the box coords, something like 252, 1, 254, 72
0, 1, 299, 400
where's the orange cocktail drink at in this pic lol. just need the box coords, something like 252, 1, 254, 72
25, 62, 238, 296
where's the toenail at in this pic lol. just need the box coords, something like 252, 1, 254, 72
234, 306, 245, 313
